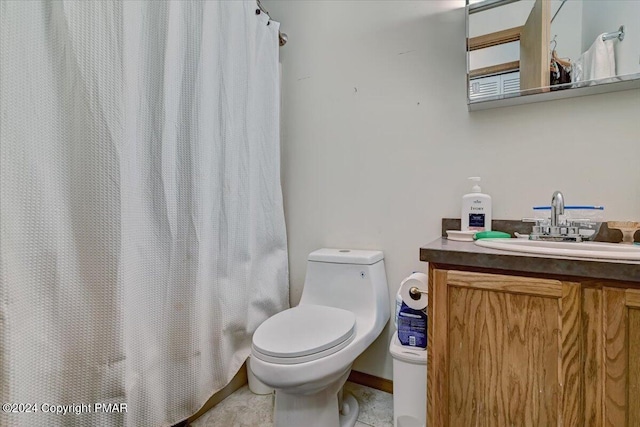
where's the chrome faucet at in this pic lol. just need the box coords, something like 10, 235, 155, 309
525, 190, 589, 242
550, 191, 564, 227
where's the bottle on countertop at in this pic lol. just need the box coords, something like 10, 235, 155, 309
461, 177, 492, 232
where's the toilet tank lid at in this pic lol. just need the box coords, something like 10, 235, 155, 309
308, 248, 384, 265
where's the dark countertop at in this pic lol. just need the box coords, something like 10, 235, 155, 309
420, 238, 640, 284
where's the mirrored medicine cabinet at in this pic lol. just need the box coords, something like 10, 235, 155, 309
466, 0, 640, 110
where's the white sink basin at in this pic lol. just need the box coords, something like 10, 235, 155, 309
474, 238, 640, 261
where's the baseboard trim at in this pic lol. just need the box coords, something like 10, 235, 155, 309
348, 370, 393, 394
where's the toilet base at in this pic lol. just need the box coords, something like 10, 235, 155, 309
273, 370, 359, 427
339, 392, 359, 427
273, 390, 359, 427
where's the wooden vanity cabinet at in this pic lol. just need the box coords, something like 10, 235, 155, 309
427, 265, 640, 427
596, 286, 640, 427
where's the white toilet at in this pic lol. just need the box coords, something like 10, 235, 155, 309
250, 248, 390, 427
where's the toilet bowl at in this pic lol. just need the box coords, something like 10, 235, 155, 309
250, 248, 390, 427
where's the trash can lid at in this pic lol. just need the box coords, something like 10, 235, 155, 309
389, 334, 427, 365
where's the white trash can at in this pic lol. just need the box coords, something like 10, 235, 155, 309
389, 334, 427, 427
247, 355, 274, 395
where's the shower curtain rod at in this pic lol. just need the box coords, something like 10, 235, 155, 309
550, 0, 567, 23
256, 0, 288, 46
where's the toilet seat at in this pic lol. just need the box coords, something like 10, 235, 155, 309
252, 305, 356, 365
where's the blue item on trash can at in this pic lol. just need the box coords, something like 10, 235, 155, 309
397, 302, 427, 349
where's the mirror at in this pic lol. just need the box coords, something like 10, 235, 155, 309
466, 0, 640, 110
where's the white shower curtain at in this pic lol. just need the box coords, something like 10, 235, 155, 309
0, 1, 288, 425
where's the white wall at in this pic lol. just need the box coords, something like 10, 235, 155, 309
265, 0, 640, 380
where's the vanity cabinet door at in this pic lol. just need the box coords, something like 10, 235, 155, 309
600, 287, 640, 427
427, 269, 581, 427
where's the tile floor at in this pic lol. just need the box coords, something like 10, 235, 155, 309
191, 381, 393, 427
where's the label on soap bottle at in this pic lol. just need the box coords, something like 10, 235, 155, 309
469, 213, 485, 230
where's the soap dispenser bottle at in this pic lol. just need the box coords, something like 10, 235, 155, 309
461, 177, 492, 231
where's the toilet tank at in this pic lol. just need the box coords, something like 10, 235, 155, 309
299, 249, 389, 322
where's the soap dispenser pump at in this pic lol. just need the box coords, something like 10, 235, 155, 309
461, 177, 492, 231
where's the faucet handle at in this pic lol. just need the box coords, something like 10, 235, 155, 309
567, 219, 596, 229
522, 218, 550, 227
522, 217, 541, 223
567, 218, 596, 223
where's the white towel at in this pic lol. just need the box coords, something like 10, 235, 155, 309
573, 34, 616, 84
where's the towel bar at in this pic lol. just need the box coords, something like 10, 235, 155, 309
602, 25, 624, 42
